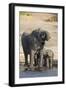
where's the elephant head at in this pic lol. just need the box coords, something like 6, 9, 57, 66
31, 28, 50, 50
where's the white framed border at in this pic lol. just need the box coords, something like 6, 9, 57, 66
14, 5, 63, 84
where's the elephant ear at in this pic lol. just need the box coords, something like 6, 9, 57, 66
45, 31, 50, 41
31, 28, 41, 40
42, 33, 45, 38
30, 35, 40, 50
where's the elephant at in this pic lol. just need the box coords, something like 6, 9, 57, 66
43, 49, 54, 68
21, 28, 50, 70
34, 49, 54, 70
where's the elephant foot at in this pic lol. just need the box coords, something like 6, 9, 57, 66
29, 66, 35, 71
34, 65, 41, 71
24, 63, 29, 67
24, 68, 28, 71
49, 66, 53, 69
34, 64, 37, 66
39, 67, 46, 71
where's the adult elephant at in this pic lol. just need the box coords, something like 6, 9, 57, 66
21, 28, 50, 70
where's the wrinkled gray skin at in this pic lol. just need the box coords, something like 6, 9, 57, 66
21, 28, 50, 70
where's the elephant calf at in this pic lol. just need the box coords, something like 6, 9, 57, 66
43, 49, 54, 68
34, 49, 54, 70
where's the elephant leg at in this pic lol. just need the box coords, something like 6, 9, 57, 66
34, 54, 37, 66
30, 50, 35, 70
44, 59, 46, 67
34, 59, 37, 66
50, 58, 53, 68
24, 54, 28, 66
39, 50, 43, 68
47, 58, 49, 68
